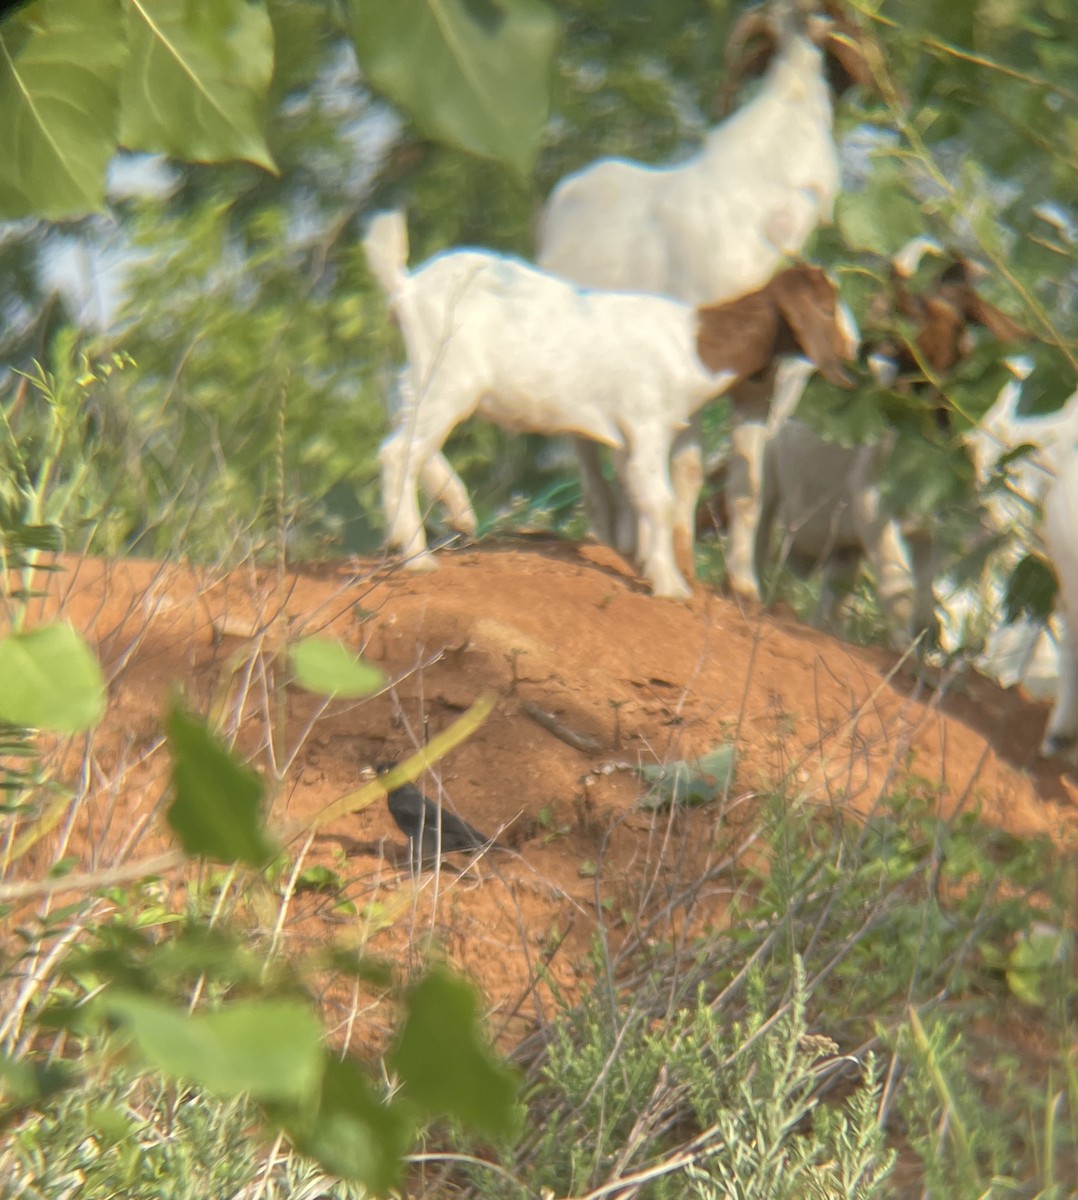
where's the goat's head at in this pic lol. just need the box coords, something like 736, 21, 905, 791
696, 264, 856, 388
889, 246, 1030, 378
721, 0, 874, 114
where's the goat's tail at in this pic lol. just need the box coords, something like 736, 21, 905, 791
363, 210, 409, 297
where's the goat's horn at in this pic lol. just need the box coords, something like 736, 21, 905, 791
723, 7, 774, 68
891, 236, 944, 279
721, 8, 776, 114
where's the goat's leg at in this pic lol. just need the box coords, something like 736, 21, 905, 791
901, 525, 940, 651
724, 418, 767, 601
419, 452, 478, 536
381, 431, 436, 570
752, 439, 782, 604
604, 446, 639, 563
670, 417, 703, 583
848, 466, 926, 651
623, 433, 690, 600
576, 437, 630, 553
382, 377, 477, 571
1042, 615, 1078, 761
1042, 472, 1078, 761
816, 545, 861, 630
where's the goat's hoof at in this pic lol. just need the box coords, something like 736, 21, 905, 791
728, 582, 761, 605
650, 576, 693, 601
400, 550, 439, 573
450, 516, 478, 538
1039, 730, 1078, 763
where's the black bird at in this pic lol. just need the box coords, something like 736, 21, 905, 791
376, 764, 500, 863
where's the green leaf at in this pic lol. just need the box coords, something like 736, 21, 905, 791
878, 431, 974, 519
0, 623, 106, 732
1003, 554, 1057, 625
120, 0, 276, 170
295, 864, 343, 892
836, 162, 925, 257
0, 0, 126, 219
107, 993, 322, 1102
0, 1051, 77, 1118
290, 636, 386, 698
947, 343, 1025, 428
795, 375, 895, 447
349, 0, 559, 178
87, 1102, 136, 1146
389, 965, 520, 1139
1005, 924, 1068, 1007
1012, 342, 1076, 417
279, 1053, 413, 1190
637, 744, 737, 809
165, 701, 277, 866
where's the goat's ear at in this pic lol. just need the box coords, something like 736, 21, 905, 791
773, 271, 854, 389
965, 292, 1030, 343
916, 296, 966, 374
697, 293, 775, 381
824, 30, 873, 93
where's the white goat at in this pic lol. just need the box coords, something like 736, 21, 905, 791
939, 373, 1078, 694
364, 210, 853, 599
749, 414, 939, 648
536, 0, 869, 571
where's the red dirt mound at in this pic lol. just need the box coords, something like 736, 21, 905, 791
20, 543, 1078, 1046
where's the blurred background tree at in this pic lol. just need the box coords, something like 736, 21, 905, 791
0, 0, 1076, 565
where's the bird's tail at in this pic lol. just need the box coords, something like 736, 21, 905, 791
363, 210, 410, 299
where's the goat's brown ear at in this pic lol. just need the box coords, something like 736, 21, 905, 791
964, 292, 1030, 343
916, 296, 966, 374
772, 269, 854, 388
697, 292, 776, 382
824, 30, 873, 93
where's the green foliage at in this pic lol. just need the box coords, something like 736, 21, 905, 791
119, 0, 276, 171
0, 0, 127, 218
165, 701, 278, 866
0, 0, 275, 220
504, 956, 894, 1199
350, 0, 559, 179
290, 635, 387, 698
0, 0, 560, 222
457, 787, 1076, 1198
88, 194, 392, 558
0, 1052, 76, 1119
637, 743, 737, 809
3, 1079, 280, 1199
991, 923, 1071, 1008
0, 622, 106, 731
390, 965, 522, 1140
279, 1052, 413, 1191
836, 162, 926, 257
1003, 551, 1058, 624
0, 333, 138, 557
878, 428, 976, 520
105, 993, 323, 1104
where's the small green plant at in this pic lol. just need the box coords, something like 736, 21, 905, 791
436, 784, 1076, 1199
0, 605, 514, 1195
464, 954, 894, 1199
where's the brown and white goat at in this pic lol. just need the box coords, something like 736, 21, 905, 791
364, 210, 855, 599
723, 246, 1031, 648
